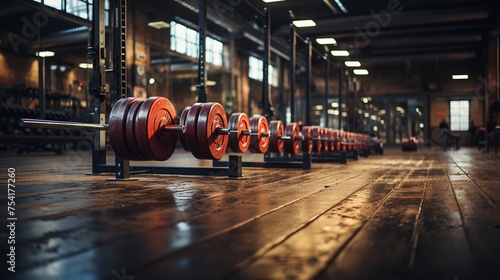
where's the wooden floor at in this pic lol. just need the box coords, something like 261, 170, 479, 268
1, 146, 500, 280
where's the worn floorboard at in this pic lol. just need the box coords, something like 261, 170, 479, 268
0, 147, 499, 280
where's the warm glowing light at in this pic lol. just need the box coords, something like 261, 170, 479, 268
331, 50, 349, 56
316, 38, 337, 45
353, 69, 369, 75
36, 51, 55, 57
293, 20, 316, 27
452, 74, 468, 80
345, 61, 361, 67
148, 21, 170, 29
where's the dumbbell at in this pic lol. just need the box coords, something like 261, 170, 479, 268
248, 116, 310, 155
305, 127, 348, 153
178, 106, 252, 155
109, 97, 257, 161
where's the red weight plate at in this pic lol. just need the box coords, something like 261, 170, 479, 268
354, 133, 360, 150
197, 102, 229, 160
249, 116, 269, 153
179, 107, 191, 151
284, 122, 300, 155
135, 97, 178, 161
109, 97, 138, 160
228, 112, 250, 153
321, 128, 329, 152
347, 132, 353, 150
125, 99, 148, 160
185, 103, 204, 159
328, 129, 335, 151
269, 120, 284, 153
311, 127, 322, 152
332, 129, 341, 151
301, 126, 313, 153
341, 131, 347, 151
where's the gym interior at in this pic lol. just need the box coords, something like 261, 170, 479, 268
1, 0, 500, 279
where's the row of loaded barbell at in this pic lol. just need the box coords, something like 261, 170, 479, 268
19, 96, 373, 161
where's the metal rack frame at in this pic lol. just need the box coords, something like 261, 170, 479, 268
89, 0, 243, 179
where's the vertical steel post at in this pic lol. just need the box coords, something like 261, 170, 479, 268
114, 0, 129, 179
345, 70, 349, 131
324, 55, 329, 127
338, 65, 343, 130
353, 77, 358, 132
289, 25, 296, 122
38, 56, 46, 119
197, 0, 207, 102
305, 38, 312, 126
89, 0, 107, 174
262, 7, 272, 119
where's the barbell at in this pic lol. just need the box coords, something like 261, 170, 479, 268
20, 96, 369, 161
20, 96, 309, 161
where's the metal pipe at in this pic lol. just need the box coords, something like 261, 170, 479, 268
289, 25, 296, 122
20, 118, 108, 130
305, 38, 312, 126
497, 34, 499, 101
250, 131, 270, 137
163, 125, 185, 133
338, 64, 343, 130
262, 7, 272, 119
38, 56, 46, 119
243, 0, 265, 17
281, 135, 304, 141
324, 55, 329, 127
197, 0, 207, 102
216, 127, 230, 135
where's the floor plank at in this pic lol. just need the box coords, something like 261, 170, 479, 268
1, 148, 499, 280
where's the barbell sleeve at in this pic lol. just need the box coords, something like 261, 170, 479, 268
281, 135, 305, 141
163, 124, 186, 133
19, 118, 108, 130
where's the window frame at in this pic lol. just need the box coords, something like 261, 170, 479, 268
449, 100, 470, 131
248, 55, 278, 87
170, 21, 225, 67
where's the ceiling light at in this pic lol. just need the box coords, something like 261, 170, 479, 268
149, 78, 155, 85
316, 38, 337, 45
148, 21, 170, 29
292, 20, 316, 28
331, 50, 349, 56
206, 80, 217, 86
36, 51, 55, 57
262, 0, 285, 2
78, 63, 93, 69
353, 69, 369, 75
452, 74, 468, 80
345, 61, 361, 67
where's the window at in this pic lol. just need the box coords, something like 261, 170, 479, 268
170, 22, 224, 67
33, 0, 110, 25
248, 56, 278, 87
450, 100, 469, 131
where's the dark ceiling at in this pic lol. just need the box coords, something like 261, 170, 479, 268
1, 0, 499, 72
239, 0, 499, 66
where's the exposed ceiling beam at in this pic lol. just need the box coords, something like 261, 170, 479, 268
292, 6, 489, 36
322, 0, 341, 15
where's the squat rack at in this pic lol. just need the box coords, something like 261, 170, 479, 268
213, 1, 312, 170
22, 0, 243, 179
